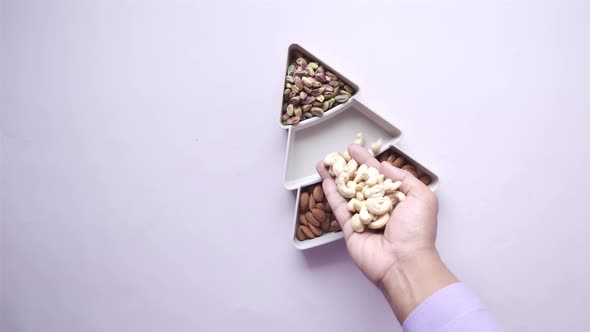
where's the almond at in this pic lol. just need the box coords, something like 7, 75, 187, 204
311, 208, 326, 223
378, 150, 391, 162
320, 219, 330, 232
392, 156, 405, 168
328, 220, 341, 232
298, 214, 308, 226
300, 225, 316, 238
315, 203, 325, 211
312, 185, 324, 202
401, 164, 416, 171
309, 195, 316, 210
308, 224, 323, 237
305, 211, 321, 227
325, 201, 331, 212
386, 153, 397, 163
299, 192, 309, 212
296, 226, 306, 241
419, 175, 432, 186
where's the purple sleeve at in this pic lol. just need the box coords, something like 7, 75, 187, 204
403, 283, 504, 332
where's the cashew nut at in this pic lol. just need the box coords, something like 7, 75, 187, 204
345, 159, 358, 174
370, 138, 383, 155
353, 164, 369, 183
323, 152, 341, 167
377, 174, 384, 184
365, 167, 380, 186
390, 191, 406, 203
337, 179, 356, 199
347, 198, 364, 212
362, 184, 385, 198
332, 156, 347, 176
356, 192, 365, 201
368, 213, 389, 230
342, 150, 352, 162
366, 196, 393, 215
353, 132, 365, 146
337, 173, 350, 185
383, 179, 402, 193
359, 205, 372, 224
350, 213, 365, 232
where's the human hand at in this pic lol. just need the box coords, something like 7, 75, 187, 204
316, 144, 457, 322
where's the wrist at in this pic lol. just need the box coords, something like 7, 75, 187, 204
379, 248, 458, 323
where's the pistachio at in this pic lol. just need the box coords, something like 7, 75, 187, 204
301, 76, 314, 88
296, 58, 307, 67
306, 67, 315, 76
333, 86, 340, 96
299, 91, 308, 100
284, 88, 292, 97
289, 91, 297, 98
294, 69, 306, 77
303, 86, 312, 94
315, 73, 327, 83
286, 76, 295, 84
303, 96, 315, 105
294, 76, 303, 90
287, 64, 295, 76
290, 96, 301, 105
343, 85, 354, 93
322, 84, 334, 92
312, 101, 323, 107
322, 101, 330, 111
326, 71, 338, 81
334, 94, 349, 103
303, 111, 313, 118
291, 84, 300, 93
302, 104, 312, 112
316, 65, 325, 74
285, 116, 301, 125
282, 113, 290, 121
328, 80, 340, 87
340, 90, 352, 97
310, 88, 322, 96
287, 104, 294, 116
308, 62, 319, 70
312, 80, 322, 88
315, 95, 325, 102
310, 107, 324, 116
323, 92, 334, 99
294, 106, 302, 117
327, 98, 336, 108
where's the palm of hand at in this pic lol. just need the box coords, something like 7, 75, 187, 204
317, 145, 438, 286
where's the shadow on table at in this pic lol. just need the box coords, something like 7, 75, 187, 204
300, 238, 350, 268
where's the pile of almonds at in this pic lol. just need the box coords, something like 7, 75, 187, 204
282, 53, 355, 126
376, 149, 432, 186
295, 183, 341, 241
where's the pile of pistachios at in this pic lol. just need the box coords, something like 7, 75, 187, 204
281, 54, 355, 125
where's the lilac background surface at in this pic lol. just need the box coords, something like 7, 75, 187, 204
1, 1, 590, 331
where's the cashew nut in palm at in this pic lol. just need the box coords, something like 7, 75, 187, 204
338, 184, 356, 199
356, 192, 365, 201
350, 213, 365, 232
362, 184, 385, 199
342, 150, 352, 162
390, 191, 406, 203
366, 196, 393, 215
347, 198, 364, 213
353, 132, 365, 146
332, 157, 347, 177
345, 159, 358, 174
368, 213, 389, 230
377, 174, 384, 184
365, 167, 380, 186
359, 205, 373, 224
383, 179, 402, 193
323, 152, 342, 167
370, 138, 383, 155
353, 164, 369, 183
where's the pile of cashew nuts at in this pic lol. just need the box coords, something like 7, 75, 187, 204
323, 151, 406, 233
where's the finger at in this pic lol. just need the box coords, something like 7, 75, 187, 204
321, 178, 355, 241
381, 162, 432, 198
316, 160, 331, 180
348, 144, 381, 170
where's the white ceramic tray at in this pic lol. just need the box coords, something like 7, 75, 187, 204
280, 44, 439, 250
